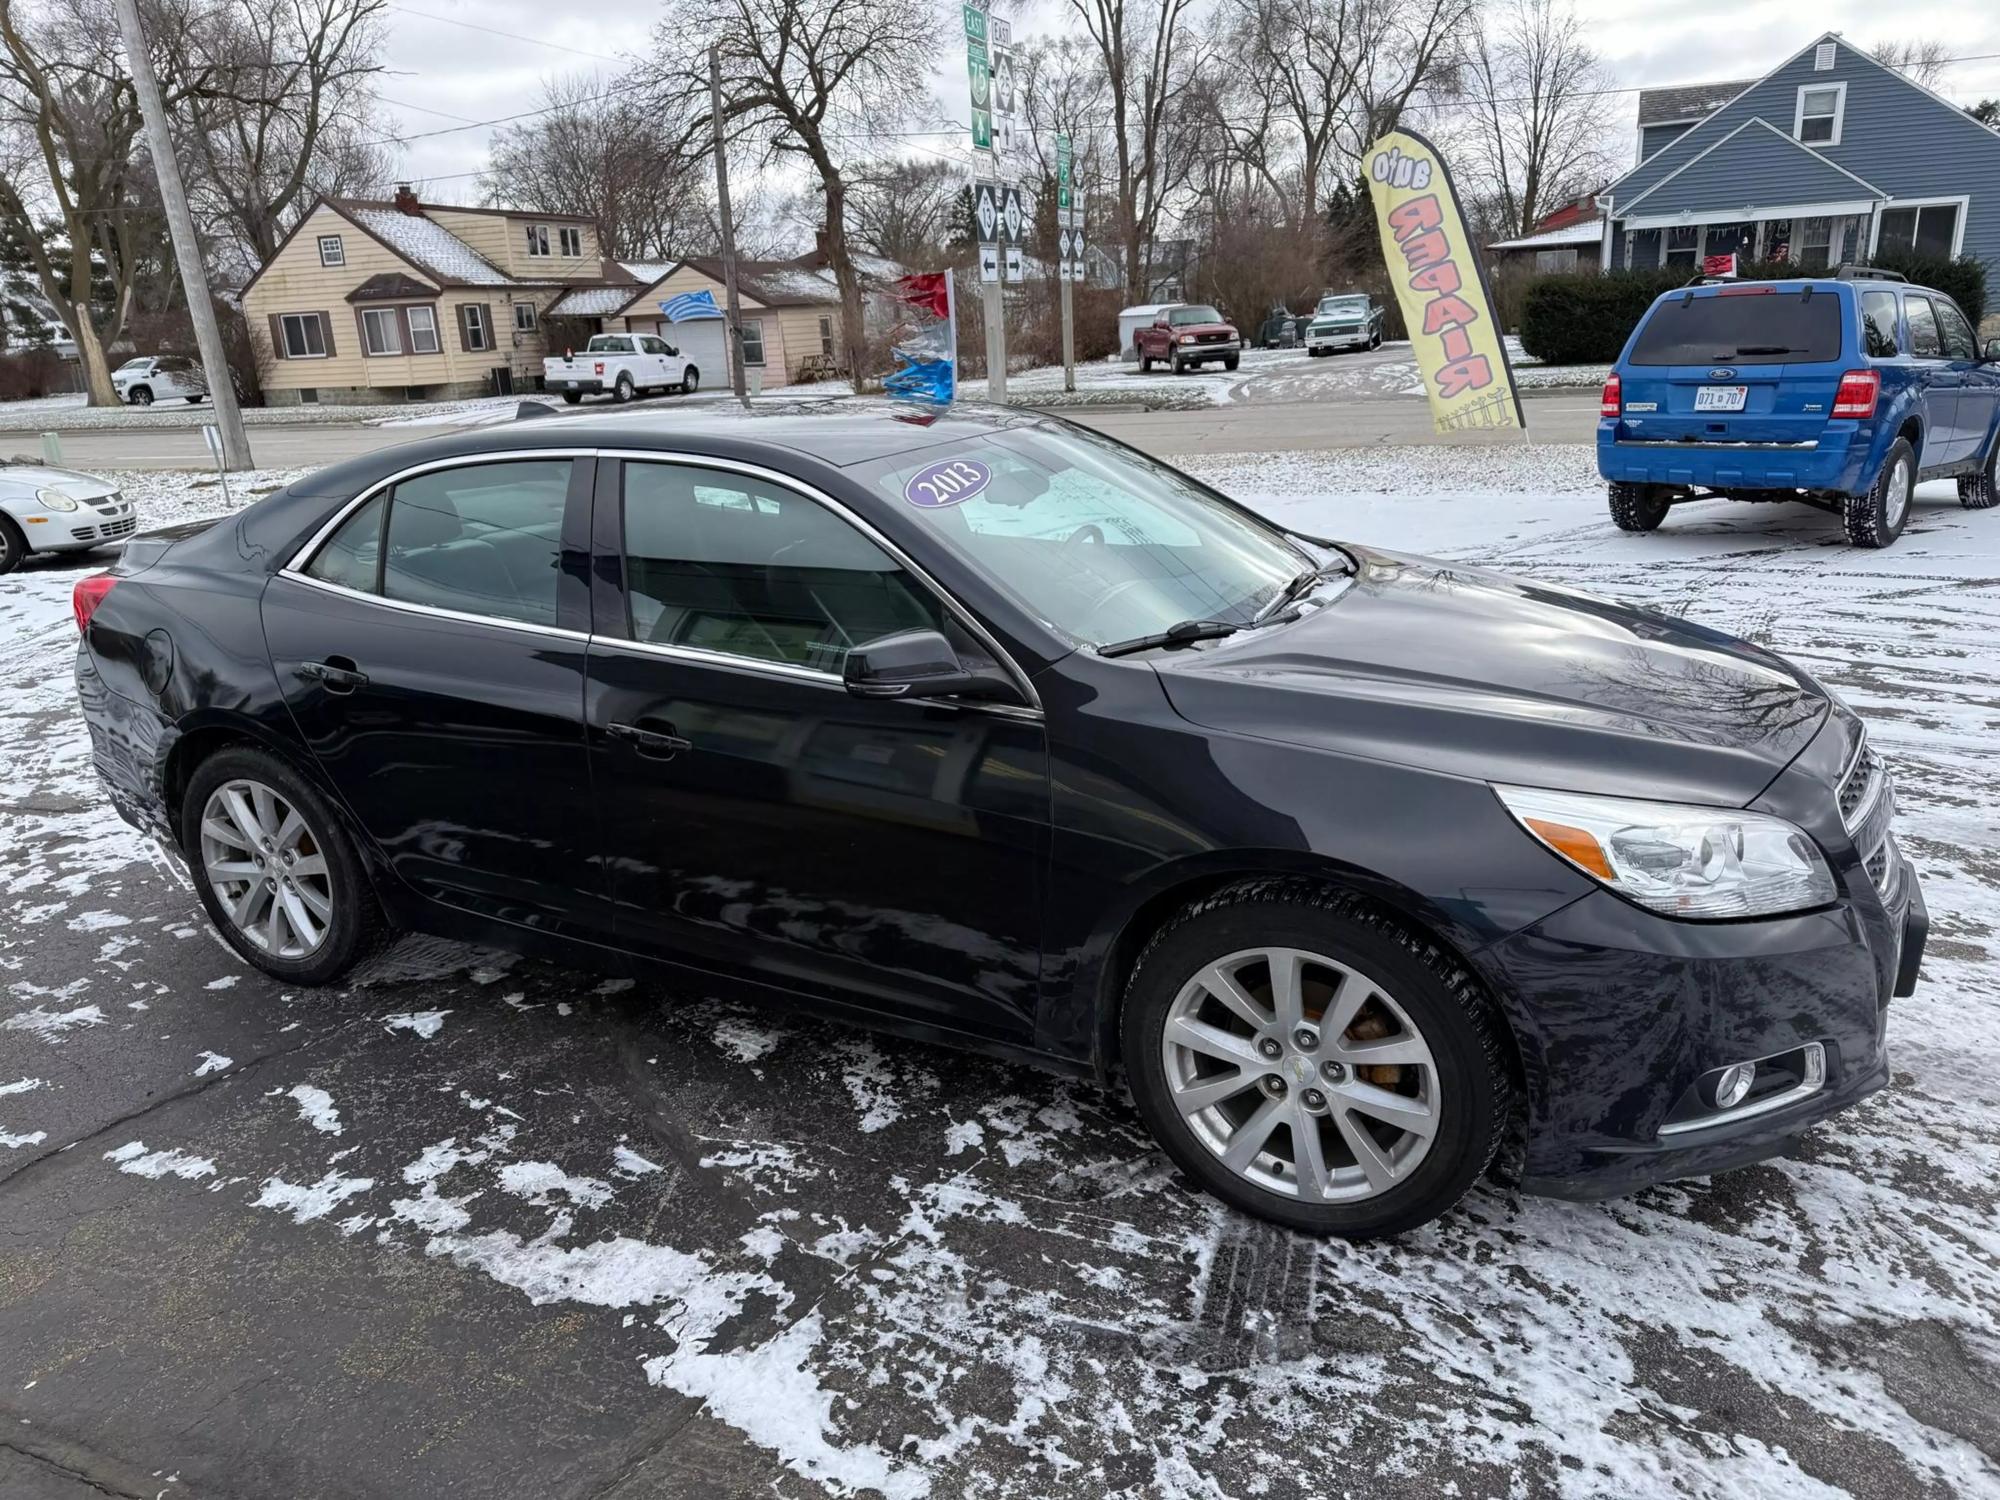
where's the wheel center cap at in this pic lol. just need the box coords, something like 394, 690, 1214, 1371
1283, 1053, 1316, 1087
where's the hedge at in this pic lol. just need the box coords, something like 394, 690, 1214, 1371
1518, 255, 1991, 365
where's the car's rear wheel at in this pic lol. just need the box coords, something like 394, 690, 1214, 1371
1608, 481, 1670, 532
562, 392, 583, 405
1959, 434, 1999, 509
1139, 352, 1153, 373
183, 747, 389, 985
1845, 437, 1915, 548
1122, 881, 1510, 1239
0, 515, 26, 575
613, 374, 635, 403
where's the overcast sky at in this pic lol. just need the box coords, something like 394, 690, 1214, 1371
378, 0, 2000, 201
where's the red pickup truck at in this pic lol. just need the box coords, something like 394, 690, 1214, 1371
1135, 304, 1242, 374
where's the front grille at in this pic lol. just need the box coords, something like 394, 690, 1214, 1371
1195, 332, 1231, 344
69, 517, 137, 544
89, 494, 124, 515
1838, 730, 1898, 900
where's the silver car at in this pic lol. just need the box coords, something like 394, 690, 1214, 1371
0, 463, 134, 574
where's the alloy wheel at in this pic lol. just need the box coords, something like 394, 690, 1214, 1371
1885, 456, 1912, 528
1160, 945, 1440, 1202
199, 778, 334, 958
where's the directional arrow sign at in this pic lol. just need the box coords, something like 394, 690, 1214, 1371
1004, 245, 1023, 284
979, 243, 999, 282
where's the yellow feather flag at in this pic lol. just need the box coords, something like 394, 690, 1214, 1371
1366, 129, 1526, 436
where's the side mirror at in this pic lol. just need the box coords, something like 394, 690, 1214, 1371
1983, 338, 2000, 363
842, 628, 1020, 704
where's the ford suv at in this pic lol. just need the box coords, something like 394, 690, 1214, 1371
1596, 268, 2000, 548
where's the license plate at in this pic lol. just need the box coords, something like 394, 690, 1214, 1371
1694, 385, 1748, 412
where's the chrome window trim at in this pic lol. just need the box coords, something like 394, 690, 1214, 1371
278, 446, 1044, 716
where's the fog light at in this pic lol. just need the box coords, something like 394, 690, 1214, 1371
1714, 1062, 1756, 1110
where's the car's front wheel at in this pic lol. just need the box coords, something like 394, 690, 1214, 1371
183, 747, 390, 985
1122, 881, 1510, 1239
128, 386, 153, 406
1607, 481, 1671, 532
1959, 433, 1999, 509
0, 515, 26, 575
1845, 437, 1915, 548
682, 366, 700, 395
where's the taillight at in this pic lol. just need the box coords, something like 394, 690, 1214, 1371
1599, 372, 1622, 419
1831, 369, 1880, 419
73, 574, 116, 632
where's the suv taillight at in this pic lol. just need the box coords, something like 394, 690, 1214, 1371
73, 574, 116, 632
1831, 369, 1880, 419
1599, 372, 1622, 419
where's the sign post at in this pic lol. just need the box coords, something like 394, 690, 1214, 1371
964, 0, 1005, 402
201, 423, 233, 508
1057, 135, 1075, 393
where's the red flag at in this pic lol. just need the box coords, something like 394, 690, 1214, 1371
1701, 252, 1737, 279
893, 272, 951, 320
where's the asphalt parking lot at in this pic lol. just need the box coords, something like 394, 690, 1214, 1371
3, 453, 1998, 1500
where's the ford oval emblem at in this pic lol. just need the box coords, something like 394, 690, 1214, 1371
1707, 367, 1737, 380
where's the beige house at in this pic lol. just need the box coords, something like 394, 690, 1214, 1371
242, 187, 641, 405
550, 256, 851, 387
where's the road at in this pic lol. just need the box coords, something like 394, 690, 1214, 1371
3, 460, 1997, 1500
3, 352, 1601, 472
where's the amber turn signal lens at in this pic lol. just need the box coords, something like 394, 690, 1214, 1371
1523, 817, 1615, 880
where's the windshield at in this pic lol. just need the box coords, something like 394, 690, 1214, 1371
1317, 296, 1368, 316
1628, 291, 1843, 365
586, 335, 634, 353
1167, 306, 1224, 327
115, 358, 150, 372
857, 426, 1308, 648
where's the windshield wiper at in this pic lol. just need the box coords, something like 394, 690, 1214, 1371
1096, 619, 1239, 658
1250, 566, 1323, 626
1712, 345, 1800, 357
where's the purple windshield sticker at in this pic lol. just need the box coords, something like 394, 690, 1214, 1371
903, 457, 991, 509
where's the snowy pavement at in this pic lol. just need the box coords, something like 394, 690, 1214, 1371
2, 451, 1997, 1499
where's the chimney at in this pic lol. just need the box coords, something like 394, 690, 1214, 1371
814, 225, 828, 261
394, 183, 422, 216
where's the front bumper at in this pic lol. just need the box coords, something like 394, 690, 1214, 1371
1307, 327, 1368, 350
20, 498, 137, 552
1475, 709, 1923, 1199
1597, 420, 1873, 494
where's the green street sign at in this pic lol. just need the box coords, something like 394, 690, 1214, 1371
967, 44, 989, 109
971, 107, 993, 151
1057, 135, 1071, 176
963, 3, 986, 40
1057, 182, 1070, 210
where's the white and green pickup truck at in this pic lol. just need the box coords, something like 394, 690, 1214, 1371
542, 334, 701, 404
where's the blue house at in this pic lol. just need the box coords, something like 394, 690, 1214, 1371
1599, 34, 2000, 291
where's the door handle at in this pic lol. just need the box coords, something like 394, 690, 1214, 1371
298, 658, 368, 694
607, 720, 693, 758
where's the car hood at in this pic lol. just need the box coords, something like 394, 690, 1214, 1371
1152, 546, 1827, 807
1171, 322, 1237, 336
0, 465, 120, 502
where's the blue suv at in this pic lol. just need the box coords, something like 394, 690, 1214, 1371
1597, 268, 2000, 547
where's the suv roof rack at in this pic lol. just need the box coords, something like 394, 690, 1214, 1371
1835, 264, 1907, 282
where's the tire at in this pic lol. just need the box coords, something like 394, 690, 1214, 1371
1172, 355, 1187, 375
562, 392, 583, 405
129, 386, 154, 406
1309, 347, 1326, 358
0, 515, 25, 575
187, 394, 205, 404
182, 746, 391, 985
613, 374, 635, 404
1223, 355, 1239, 371
1607, 481, 1671, 533
1121, 879, 1511, 1239
1845, 437, 1915, 548
1958, 432, 1999, 509
1140, 353, 1153, 373
1370, 331, 1382, 350
682, 366, 700, 395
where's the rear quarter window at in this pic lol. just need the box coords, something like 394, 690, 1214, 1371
1627, 291, 1844, 366
1861, 291, 1900, 357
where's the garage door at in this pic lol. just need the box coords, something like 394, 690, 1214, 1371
663, 319, 726, 382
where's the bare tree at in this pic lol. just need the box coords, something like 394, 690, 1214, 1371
170, 0, 392, 282
845, 158, 964, 268
484, 72, 710, 261
643, 0, 939, 384
1869, 38, 1951, 90
1462, 0, 1608, 238
1067, 0, 1211, 301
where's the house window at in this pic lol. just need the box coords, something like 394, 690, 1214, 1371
1877, 201, 1963, 260
559, 226, 582, 257
361, 307, 403, 356
408, 305, 441, 354
279, 312, 327, 359
514, 301, 538, 332
525, 224, 549, 257
740, 318, 765, 366
1794, 83, 1845, 146
1664, 226, 1700, 267
463, 304, 492, 351
1796, 217, 1835, 269
317, 235, 344, 267
818, 315, 834, 357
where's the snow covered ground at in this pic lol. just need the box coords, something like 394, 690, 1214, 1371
3, 449, 1997, 1498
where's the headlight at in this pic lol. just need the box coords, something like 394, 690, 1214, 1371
35, 488, 78, 512
1177, 334, 1194, 345
1494, 785, 1835, 919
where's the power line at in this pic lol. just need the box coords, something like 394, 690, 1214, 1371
385, 3, 629, 63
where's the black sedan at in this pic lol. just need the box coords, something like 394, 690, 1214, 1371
72, 402, 1925, 1238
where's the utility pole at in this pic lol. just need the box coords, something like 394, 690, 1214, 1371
709, 44, 748, 402
112, 0, 252, 470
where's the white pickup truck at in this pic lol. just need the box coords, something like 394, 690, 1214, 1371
542, 334, 700, 404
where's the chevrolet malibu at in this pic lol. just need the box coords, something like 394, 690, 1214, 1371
73, 404, 1924, 1238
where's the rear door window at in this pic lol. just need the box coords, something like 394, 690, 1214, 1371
1860, 291, 1900, 357
1627, 292, 1843, 365
1906, 297, 1942, 358
371, 461, 572, 626
1933, 298, 1977, 360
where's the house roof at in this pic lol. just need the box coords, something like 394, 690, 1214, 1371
345, 206, 516, 287
1637, 80, 1756, 127
1618, 116, 1885, 219
345, 271, 440, 303
548, 285, 643, 318
1488, 221, 1605, 251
